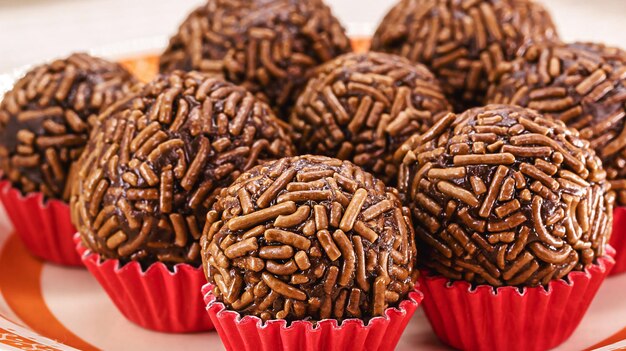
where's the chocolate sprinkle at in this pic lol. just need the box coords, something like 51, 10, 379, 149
71, 71, 295, 267
371, 0, 559, 110
201, 155, 417, 321
159, 0, 351, 118
488, 42, 626, 206
0, 53, 137, 200
289, 52, 451, 184
396, 105, 613, 287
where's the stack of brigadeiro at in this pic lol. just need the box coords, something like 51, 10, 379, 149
0, 0, 624, 350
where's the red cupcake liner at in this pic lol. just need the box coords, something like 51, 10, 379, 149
610, 207, 626, 276
202, 283, 423, 351
75, 234, 213, 333
418, 251, 616, 351
0, 180, 81, 266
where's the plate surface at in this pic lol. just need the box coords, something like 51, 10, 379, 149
0, 41, 626, 351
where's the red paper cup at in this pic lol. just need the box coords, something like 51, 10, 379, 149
202, 283, 423, 351
75, 234, 213, 333
610, 207, 626, 276
418, 252, 615, 351
0, 180, 81, 266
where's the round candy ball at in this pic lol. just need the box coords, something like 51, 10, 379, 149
0, 53, 137, 200
396, 104, 613, 287
71, 71, 295, 267
159, 0, 351, 117
371, 0, 558, 110
201, 155, 417, 321
487, 42, 626, 205
289, 52, 451, 184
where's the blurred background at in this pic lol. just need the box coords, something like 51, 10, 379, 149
0, 0, 625, 72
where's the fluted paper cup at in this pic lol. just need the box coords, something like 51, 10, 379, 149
418, 251, 615, 351
202, 283, 423, 351
0, 180, 81, 266
610, 207, 626, 276
75, 234, 213, 333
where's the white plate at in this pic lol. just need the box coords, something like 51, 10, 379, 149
0, 1, 625, 349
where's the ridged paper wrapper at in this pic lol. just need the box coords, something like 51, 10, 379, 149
75, 234, 213, 333
418, 251, 615, 351
0, 180, 81, 266
202, 283, 423, 351
610, 207, 626, 276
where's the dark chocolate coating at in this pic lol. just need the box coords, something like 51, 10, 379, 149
71, 71, 295, 267
0, 53, 137, 200
371, 0, 559, 110
159, 0, 351, 118
289, 52, 451, 185
487, 42, 626, 206
201, 155, 416, 322
396, 105, 613, 287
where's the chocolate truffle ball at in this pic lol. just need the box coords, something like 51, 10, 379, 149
290, 52, 451, 184
201, 155, 416, 321
371, 0, 559, 109
487, 42, 626, 206
396, 105, 613, 287
71, 71, 295, 266
159, 0, 351, 117
0, 53, 137, 200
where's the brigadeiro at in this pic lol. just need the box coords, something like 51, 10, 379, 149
395, 105, 615, 351
289, 52, 451, 184
71, 71, 295, 332
370, 0, 559, 110
201, 155, 423, 351
487, 42, 626, 275
159, 0, 351, 118
0, 53, 137, 266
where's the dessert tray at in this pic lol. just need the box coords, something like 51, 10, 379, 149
0, 41, 625, 350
